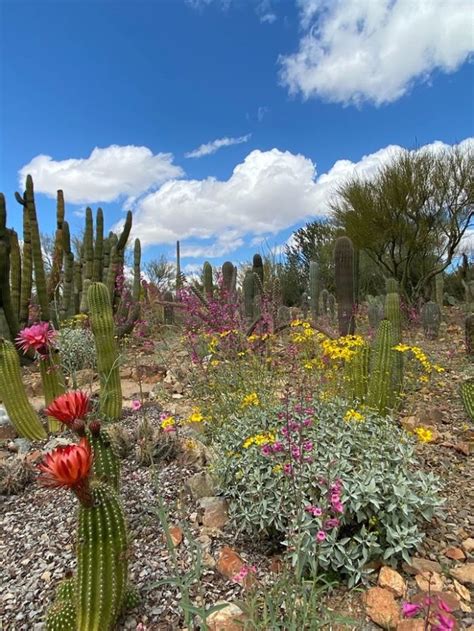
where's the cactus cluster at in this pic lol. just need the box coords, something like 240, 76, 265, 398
1, 176, 140, 343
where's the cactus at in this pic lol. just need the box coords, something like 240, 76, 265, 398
368, 298, 384, 330
61, 222, 75, 320
243, 270, 255, 322
300, 291, 309, 319
203, 261, 214, 299
435, 273, 444, 309
421, 301, 441, 339
328, 292, 336, 321
88, 425, 120, 490
46, 576, 76, 630
384, 290, 402, 390
252, 254, 264, 294
347, 343, 369, 403
19, 205, 33, 327
40, 354, 66, 433
176, 240, 182, 291
80, 208, 94, 313
17, 176, 51, 321
277, 305, 291, 326
10, 229, 21, 320
48, 190, 65, 302
222, 261, 235, 294
385, 278, 399, 294
0, 339, 46, 439
93, 208, 104, 282
321, 288, 329, 316
460, 379, 474, 421
309, 261, 319, 322
466, 313, 474, 357
76, 481, 128, 631
367, 320, 394, 415
334, 236, 355, 335
88, 283, 122, 421
0, 195, 19, 339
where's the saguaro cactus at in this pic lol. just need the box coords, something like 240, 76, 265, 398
367, 320, 394, 415
243, 270, 255, 322
309, 261, 319, 322
203, 261, 214, 299
88, 283, 122, 420
222, 261, 235, 294
466, 313, 474, 357
334, 236, 355, 335
0, 339, 46, 439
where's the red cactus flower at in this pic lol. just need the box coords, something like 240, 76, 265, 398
16, 322, 56, 357
38, 438, 93, 504
44, 391, 90, 426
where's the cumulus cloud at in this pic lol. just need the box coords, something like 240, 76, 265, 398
185, 134, 251, 159
280, 0, 474, 105
128, 139, 473, 258
19, 145, 183, 204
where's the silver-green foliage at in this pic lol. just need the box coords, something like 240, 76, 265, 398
213, 398, 443, 585
58, 327, 97, 379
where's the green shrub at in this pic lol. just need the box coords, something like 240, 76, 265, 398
57, 326, 97, 382
212, 397, 443, 586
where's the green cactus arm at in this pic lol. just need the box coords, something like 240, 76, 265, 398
39, 353, 66, 433
47, 190, 65, 302
88, 282, 122, 420
93, 208, 104, 282
76, 482, 128, 631
0, 339, 46, 440
88, 428, 120, 490
9, 229, 21, 320
19, 206, 33, 327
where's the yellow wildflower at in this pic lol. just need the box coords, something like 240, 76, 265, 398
243, 431, 276, 449
241, 392, 260, 408
344, 409, 365, 423
160, 416, 176, 430
187, 407, 205, 423
414, 426, 434, 443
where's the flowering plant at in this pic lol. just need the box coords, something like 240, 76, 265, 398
16, 322, 56, 358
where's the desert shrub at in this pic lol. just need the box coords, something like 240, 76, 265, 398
57, 326, 97, 381
212, 396, 443, 585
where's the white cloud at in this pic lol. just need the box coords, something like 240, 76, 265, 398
19, 145, 183, 204
185, 134, 251, 159
280, 0, 474, 105
257, 105, 270, 122
128, 139, 473, 258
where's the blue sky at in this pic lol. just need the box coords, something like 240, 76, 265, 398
1, 0, 473, 274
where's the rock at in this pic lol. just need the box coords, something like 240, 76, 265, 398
453, 578, 471, 602
198, 497, 228, 529
396, 621, 425, 631
216, 547, 244, 580
378, 566, 406, 597
462, 538, 474, 554
450, 563, 474, 585
13, 438, 32, 454
186, 472, 216, 499
364, 587, 400, 629
444, 547, 466, 561
167, 526, 183, 547
0, 424, 17, 440
25, 450, 44, 464
415, 571, 444, 592
43, 437, 72, 452
206, 602, 247, 631
23, 374, 43, 397
75, 368, 96, 386
406, 557, 442, 575
416, 405, 444, 426
411, 590, 460, 612
132, 364, 166, 384
41, 571, 51, 583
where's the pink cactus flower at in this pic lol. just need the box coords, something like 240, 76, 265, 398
16, 322, 55, 357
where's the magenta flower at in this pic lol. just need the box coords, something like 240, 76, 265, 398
433, 614, 455, 631
401, 602, 422, 618
272, 441, 284, 452
325, 518, 340, 529
261, 444, 272, 456
283, 463, 293, 476
302, 440, 313, 451
438, 600, 452, 613
131, 400, 142, 411
316, 531, 326, 542
16, 322, 55, 357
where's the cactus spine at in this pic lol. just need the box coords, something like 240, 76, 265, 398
367, 320, 394, 415
76, 481, 128, 631
309, 261, 319, 322
334, 237, 355, 335
0, 339, 46, 439
88, 283, 122, 420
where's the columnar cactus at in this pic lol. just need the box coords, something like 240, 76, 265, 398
222, 261, 235, 294
243, 270, 255, 322
40, 354, 66, 433
16, 176, 51, 321
384, 289, 402, 389
9, 230, 21, 319
466, 313, 474, 357
334, 236, 355, 335
252, 254, 264, 294
88, 283, 122, 420
385, 278, 399, 294
92, 208, 104, 282
203, 261, 214, 299
321, 288, 329, 317
0, 339, 46, 439
19, 205, 33, 327
367, 297, 384, 330
47, 190, 65, 302
309, 260, 319, 321
46, 576, 76, 630
76, 481, 128, 631
328, 292, 336, 321
421, 301, 441, 339
163, 290, 175, 325
176, 240, 182, 291
0, 195, 19, 339
61, 222, 75, 320
88, 424, 120, 491
348, 343, 369, 403
460, 380, 474, 421
367, 319, 394, 415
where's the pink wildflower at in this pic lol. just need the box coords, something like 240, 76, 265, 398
316, 531, 326, 542
131, 400, 142, 411
433, 614, 455, 631
283, 463, 293, 476
401, 602, 422, 618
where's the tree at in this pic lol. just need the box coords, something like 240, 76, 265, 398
144, 255, 175, 292
331, 144, 473, 301
284, 220, 340, 293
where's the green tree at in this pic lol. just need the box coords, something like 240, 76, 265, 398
331, 144, 473, 301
